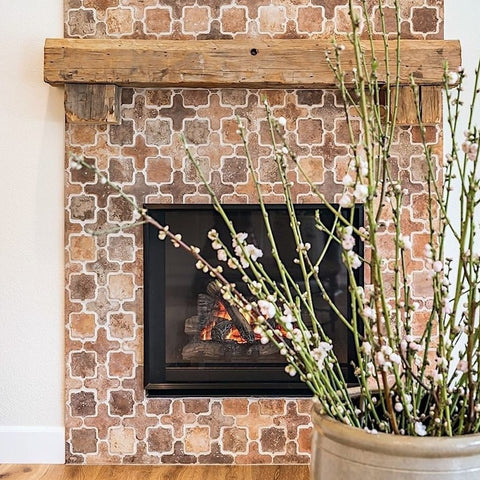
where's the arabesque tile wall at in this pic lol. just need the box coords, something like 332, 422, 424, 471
64, 0, 444, 464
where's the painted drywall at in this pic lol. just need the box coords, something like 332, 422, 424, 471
0, 0, 477, 465
0, 0, 65, 464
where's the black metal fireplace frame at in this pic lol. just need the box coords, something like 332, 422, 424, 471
143, 203, 363, 397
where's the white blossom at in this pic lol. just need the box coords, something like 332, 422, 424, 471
353, 184, 368, 202
258, 300, 276, 319
414, 422, 427, 436
312, 342, 333, 368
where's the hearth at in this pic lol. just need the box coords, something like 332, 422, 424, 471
144, 204, 362, 396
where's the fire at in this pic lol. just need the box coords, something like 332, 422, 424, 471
200, 299, 262, 344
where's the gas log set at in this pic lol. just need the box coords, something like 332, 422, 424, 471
182, 282, 279, 360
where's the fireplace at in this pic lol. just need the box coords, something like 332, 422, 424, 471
144, 204, 362, 396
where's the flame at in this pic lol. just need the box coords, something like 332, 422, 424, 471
199, 299, 267, 344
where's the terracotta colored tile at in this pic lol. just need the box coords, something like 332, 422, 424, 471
298, 6, 324, 33
84, 403, 121, 440
258, 399, 286, 416
107, 195, 135, 223
84, 365, 120, 403
236, 402, 274, 441
411, 6, 439, 34
109, 390, 135, 416
108, 426, 136, 454
70, 274, 97, 300
183, 399, 211, 414
147, 426, 174, 453
70, 391, 97, 417
184, 426, 211, 454
70, 351, 97, 378
146, 89, 172, 107
123, 135, 160, 170
273, 440, 310, 464
235, 442, 273, 464
184, 119, 210, 145
71, 428, 98, 454
160, 441, 197, 464
145, 7, 172, 34
297, 426, 312, 453
273, 401, 311, 440
86, 250, 120, 286
108, 312, 135, 339
146, 398, 172, 416
106, 8, 134, 35
123, 404, 159, 438
68, 125, 98, 146
183, 5, 210, 33
161, 400, 197, 438
70, 235, 97, 262
146, 157, 173, 183
221, 6, 248, 33
144, 118, 172, 146
86, 287, 121, 325
85, 328, 121, 364
108, 119, 134, 146
297, 118, 323, 145
107, 235, 135, 262
84, 0, 119, 12
260, 427, 287, 453
67, 9, 96, 37
197, 95, 233, 130
222, 398, 249, 416
70, 312, 97, 339
108, 351, 135, 378
198, 442, 234, 464
221, 426, 248, 453
258, 5, 287, 33
298, 156, 325, 183
69, 195, 96, 222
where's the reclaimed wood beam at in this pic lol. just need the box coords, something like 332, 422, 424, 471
44, 38, 461, 89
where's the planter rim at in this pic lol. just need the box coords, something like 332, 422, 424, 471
312, 402, 480, 458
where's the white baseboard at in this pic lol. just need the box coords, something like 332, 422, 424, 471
0, 426, 65, 464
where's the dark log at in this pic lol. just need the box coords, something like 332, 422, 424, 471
197, 293, 217, 330
211, 320, 233, 343
182, 339, 279, 361
206, 282, 255, 344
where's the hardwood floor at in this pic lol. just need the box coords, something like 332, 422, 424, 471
0, 464, 310, 480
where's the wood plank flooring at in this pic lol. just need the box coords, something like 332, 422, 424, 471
0, 464, 310, 480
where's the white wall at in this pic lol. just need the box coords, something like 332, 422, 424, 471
0, 1, 65, 464
0, 0, 477, 465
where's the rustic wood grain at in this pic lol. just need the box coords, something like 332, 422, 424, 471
65, 84, 121, 124
0, 464, 310, 480
44, 38, 461, 88
421, 86, 442, 124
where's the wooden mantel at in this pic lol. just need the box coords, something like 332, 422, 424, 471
43, 38, 461, 124
45, 38, 460, 88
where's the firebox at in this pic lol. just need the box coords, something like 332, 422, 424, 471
144, 204, 363, 396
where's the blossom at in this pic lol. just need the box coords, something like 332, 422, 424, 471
258, 300, 276, 319
285, 364, 296, 377
432, 260, 443, 273
217, 249, 227, 262
342, 233, 356, 251
399, 235, 412, 250
414, 422, 427, 437
342, 173, 355, 187
346, 250, 362, 269
353, 183, 368, 202
277, 116, 287, 127
456, 360, 468, 373
312, 342, 333, 368
339, 191, 354, 208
